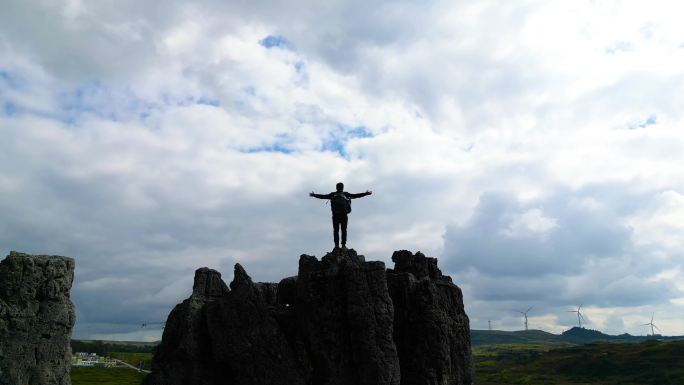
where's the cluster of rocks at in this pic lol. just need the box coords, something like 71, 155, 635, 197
0, 251, 76, 385
144, 249, 472, 385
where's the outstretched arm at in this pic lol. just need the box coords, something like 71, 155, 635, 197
348, 190, 373, 199
309, 191, 332, 199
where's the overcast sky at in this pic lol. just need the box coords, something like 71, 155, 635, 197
2, 0, 684, 341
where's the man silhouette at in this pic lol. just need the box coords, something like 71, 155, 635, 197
310, 182, 372, 250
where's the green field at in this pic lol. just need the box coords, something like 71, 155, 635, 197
72, 342, 684, 385
109, 352, 154, 371
71, 367, 144, 385
474, 340, 684, 384
71, 351, 152, 385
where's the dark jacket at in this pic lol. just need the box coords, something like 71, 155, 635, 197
311, 191, 371, 213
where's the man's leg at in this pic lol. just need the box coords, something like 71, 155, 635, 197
332, 215, 340, 248
340, 214, 348, 247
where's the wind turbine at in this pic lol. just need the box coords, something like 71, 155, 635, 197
642, 313, 660, 336
516, 307, 532, 331
567, 305, 585, 328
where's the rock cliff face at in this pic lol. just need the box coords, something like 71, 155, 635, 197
0, 251, 76, 385
145, 249, 472, 385
388, 251, 472, 385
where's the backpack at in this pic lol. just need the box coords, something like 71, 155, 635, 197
331, 192, 352, 214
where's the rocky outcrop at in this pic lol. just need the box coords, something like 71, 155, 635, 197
387, 251, 473, 385
142, 267, 230, 384
293, 250, 399, 385
0, 251, 76, 385
145, 265, 308, 385
145, 249, 472, 385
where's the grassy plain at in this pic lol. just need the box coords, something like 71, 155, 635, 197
108, 352, 153, 371
71, 351, 152, 385
71, 367, 143, 385
72, 341, 684, 385
474, 340, 684, 384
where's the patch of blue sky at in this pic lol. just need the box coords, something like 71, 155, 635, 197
177, 96, 220, 107
321, 137, 347, 157
346, 125, 373, 139
196, 97, 219, 107
58, 81, 149, 123
629, 114, 657, 130
641, 28, 653, 40
259, 35, 294, 50
243, 133, 294, 154
320, 125, 374, 157
293, 61, 309, 87
3, 101, 19, 116
59, 81, 220, 124
243, 86, 256, 96
605, 41, 633, 54
243, 143, 293, 154
0, 69, 24, 89
0, 72, 34, 116
1, 98, 57, 121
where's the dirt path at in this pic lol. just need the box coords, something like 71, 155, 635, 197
113, 358, 151, 374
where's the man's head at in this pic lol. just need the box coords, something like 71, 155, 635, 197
336, 182, 344, 192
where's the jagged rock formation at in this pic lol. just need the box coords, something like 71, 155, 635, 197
0, 251, 76, 385
292, 250, 399, 385
387, 251, 472, 385
145, 249, 472, 385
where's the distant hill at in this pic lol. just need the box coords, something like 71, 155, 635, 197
74, 339, 160, 347
561, 326, 684, 344
471, 329, 563, 346
71, 339, 157, 355
471, 327, 684, 346
73, 327, 682, 351
74, 327, 682, 350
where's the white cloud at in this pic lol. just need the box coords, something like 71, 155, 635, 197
502, 208, 558, 237
3, 0, 684, 338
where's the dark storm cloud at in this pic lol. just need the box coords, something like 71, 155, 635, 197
443, 190, 632, 277
442, 186, 681, 311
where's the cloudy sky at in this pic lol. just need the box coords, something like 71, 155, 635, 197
2, 0, 684, 341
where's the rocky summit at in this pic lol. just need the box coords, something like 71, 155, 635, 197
0, 251, 76, 385
145, 249, 473, 385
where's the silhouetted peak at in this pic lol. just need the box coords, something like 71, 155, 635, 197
230, 263, 253, 290
390, 250, 444, 280
192, 267, 229, 299
298, 248, 368, 276
323, 247, 365, 265
146, 249, 473, 385
298, 253, 318, 267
